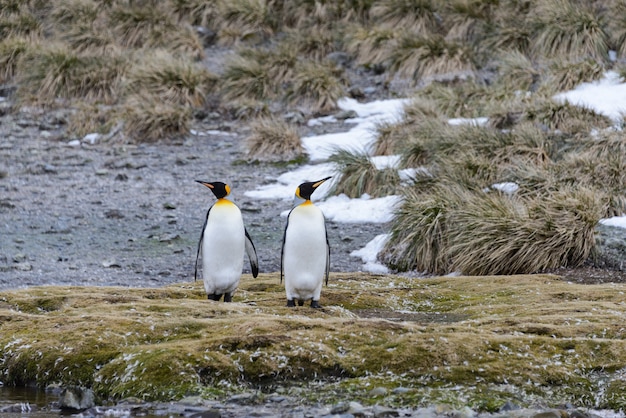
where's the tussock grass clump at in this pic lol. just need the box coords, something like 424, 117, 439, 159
382, 183, 603, 275
109, 3, 202, 57
239, 45, 298, 85
345, 25, 397, 68
244, 116, 304, 162
328, 149, 402, 198
441, 0, 495, 43
122, 93, 191, 142
380, 185, 451, 273
66, 103, 118, 139
225, 98, 271, 120
171, 0, 220, 28
544, 58, 605, 91
49, 0, 99, 29
530, 0, 609, 63
419, 80, 493, 118
493, 50, 539, 92
126, 51, 217, 107
373, 97, 443, 156
606, 0, 626, 60
0, 9, 41, 39
283, 26, 337, 62
444, 187, 602, 275
218, 0, 279, 44
0, 37, 30, 83
385, 34, 475, 83
522, 98, 614, 134
483, 0, 532, 54
16, 46, 127, 105
286, 60, 346, 114
370, 0, 441, 34
221, 55, 275, 102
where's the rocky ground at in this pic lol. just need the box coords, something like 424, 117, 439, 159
0, 103, 388, 292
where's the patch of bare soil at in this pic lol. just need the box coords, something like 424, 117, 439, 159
353, 308, 468, 323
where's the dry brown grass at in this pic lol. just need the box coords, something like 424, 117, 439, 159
122, 93, 192, 142
125, 50, 217, 107
244, 116, 305, 162
328, 149, 402, 198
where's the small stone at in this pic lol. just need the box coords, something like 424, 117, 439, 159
369, 386, 388, 396
12, 253, 26, 263
82, 133, 100, 144
391, 387, 411, 394
67, 139, 81, 147
14, 262, 32, 271
102, 259, 121, 268
532, 411, 564, 418
335, 109, 358, 120
499, 401, 521, 411
163, 202, 177, 210
226, 392, 257, 404
372, 405, 399, 417
95, 169, 108, 176
158, 233, 180, 243
58, 386, 95, 411
330, 402, 350, 414
105, 209, 125, 219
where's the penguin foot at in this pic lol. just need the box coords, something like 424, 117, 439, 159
207, 294, 223, 301
310, 300, 322, 309
297, 300, 304, 307
224, 293, 232, 303
286, 299, 296, 307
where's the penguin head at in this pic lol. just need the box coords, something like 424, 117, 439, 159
196, 181, 230, 199
295, 176, 332, 201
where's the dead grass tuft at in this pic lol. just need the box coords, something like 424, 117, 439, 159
16, 45, 127, 105
221, 54, 275, 102
385, 34, 476, 84
530, 0, 609, 63
125, 51, 217, 107
370, 0, 441, 34
286, 60, 346, 115
328, 149, 402, 198
122, 93, 191, 142
245, 116, 305, 162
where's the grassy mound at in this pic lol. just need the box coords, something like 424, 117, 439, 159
1, 273, 626, 411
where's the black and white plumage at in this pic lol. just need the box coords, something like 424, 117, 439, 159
281, 177, 331, 308
195, 181, 258, 302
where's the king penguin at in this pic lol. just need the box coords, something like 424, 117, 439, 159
281, 176, 331, 308
194, 181, 259, 302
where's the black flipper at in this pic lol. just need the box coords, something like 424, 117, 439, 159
280, 208, 294, 284
244, 227, 259, 278
194, 205, 213, 281
324, 215, 330, 286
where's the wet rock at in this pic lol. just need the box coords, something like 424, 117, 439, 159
58, 386, 95, 411
227, 392, 258, 404
531, 411, 565, 418
0, 403, 34, 413
372, 405, 399, 417
369, 387, 388, 396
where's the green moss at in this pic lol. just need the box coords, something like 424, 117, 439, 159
1, 275, 626, 408
94, 348, 203, 400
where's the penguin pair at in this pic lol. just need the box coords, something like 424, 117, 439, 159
195, 177, 331, 308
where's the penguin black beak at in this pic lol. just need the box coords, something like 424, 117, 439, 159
312, 176, 332, 189
196, 180, 214, 189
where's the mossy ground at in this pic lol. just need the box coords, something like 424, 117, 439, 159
1, 273, 625, 411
